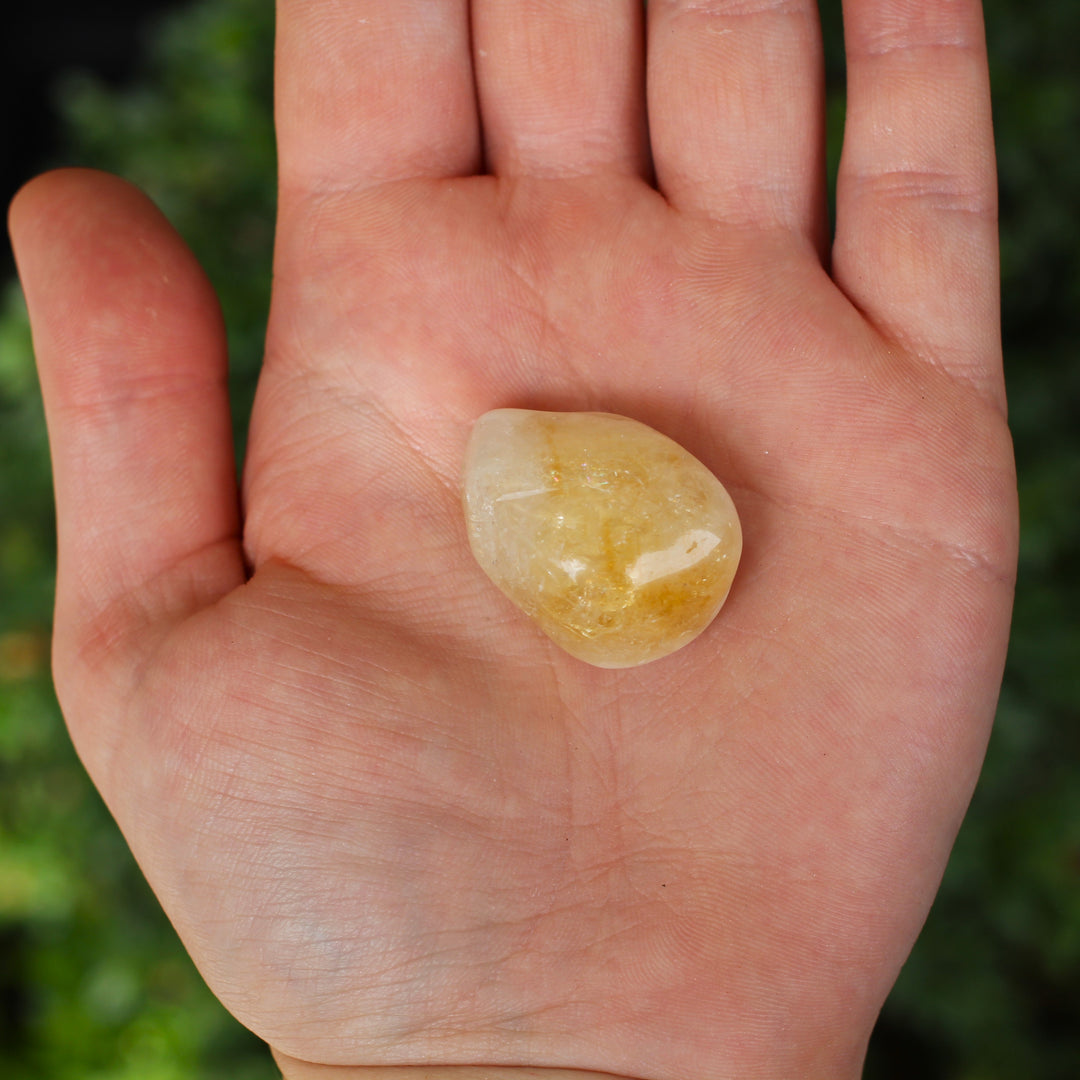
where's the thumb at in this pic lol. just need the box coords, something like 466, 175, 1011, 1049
8, 169, 244, 757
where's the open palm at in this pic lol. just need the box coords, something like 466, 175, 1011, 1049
11, 2, 1015, 1079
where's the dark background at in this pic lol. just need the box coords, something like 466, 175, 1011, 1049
1, 2, 1078, 1078
0, 2, 192, 272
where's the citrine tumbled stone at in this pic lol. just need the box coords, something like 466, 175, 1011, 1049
462, 409, 742, 668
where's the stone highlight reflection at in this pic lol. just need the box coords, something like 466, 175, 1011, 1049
463, 409, 742, 668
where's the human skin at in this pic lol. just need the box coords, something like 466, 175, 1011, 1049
9, 1, 1015, 1079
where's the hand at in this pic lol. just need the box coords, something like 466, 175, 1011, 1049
9, 2, 1015, 1078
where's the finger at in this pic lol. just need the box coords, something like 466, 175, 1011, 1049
832, 0, 1001, 408
472, 0, 647, 177
275, 0, 479, 194
648, 0, 827, 242
8, 170, 243, 678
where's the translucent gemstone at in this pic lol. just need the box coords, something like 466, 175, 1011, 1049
462, 409, 742, 668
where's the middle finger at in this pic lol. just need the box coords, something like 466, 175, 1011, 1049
472, 0, 648, 179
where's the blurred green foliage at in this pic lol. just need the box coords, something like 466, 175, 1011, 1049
0, 0, 1077, 1076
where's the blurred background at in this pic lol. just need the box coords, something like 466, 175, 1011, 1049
0, 1, 1076, 1077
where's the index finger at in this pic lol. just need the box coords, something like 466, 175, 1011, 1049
275, 1, 480, 196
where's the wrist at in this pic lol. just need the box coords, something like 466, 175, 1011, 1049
272, 1062, 636, 1080
271, 1057, 865, 1080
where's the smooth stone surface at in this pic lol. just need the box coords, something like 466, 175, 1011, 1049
462, 409, 742, 668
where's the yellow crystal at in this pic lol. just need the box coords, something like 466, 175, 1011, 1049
462, 409, 742, 668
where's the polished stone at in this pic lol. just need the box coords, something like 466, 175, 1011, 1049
463, 409, 742, 668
